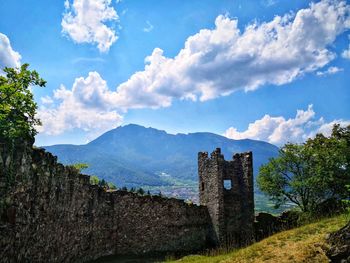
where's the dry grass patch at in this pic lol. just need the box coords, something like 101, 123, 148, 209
168, 214, 348, 263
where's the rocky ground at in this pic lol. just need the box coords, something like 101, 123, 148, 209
327, 221, 350, 263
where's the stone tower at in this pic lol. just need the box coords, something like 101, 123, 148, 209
198, 148, 254, 247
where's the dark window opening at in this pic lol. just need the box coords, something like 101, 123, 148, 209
224, 179, 232, 190
201, 182, 205, 191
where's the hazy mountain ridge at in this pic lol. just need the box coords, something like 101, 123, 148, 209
44, 124, 279, 188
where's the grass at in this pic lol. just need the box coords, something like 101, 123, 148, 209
166, 214, 348, 263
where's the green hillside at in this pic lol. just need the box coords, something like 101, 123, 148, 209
43, 124, 279, 205
167, 214, 348, 263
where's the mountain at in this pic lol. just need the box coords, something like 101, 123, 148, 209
43, 124, 279, 193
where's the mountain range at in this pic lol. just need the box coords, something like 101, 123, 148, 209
44, 124, 279, 199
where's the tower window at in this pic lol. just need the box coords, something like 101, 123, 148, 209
224, 180, 232, 190
201, 182, 205, 191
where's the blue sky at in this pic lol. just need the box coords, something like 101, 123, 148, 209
0, 0, 349, 146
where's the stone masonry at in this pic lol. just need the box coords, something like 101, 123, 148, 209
0, 139, 254, 262
198, 148, 255, 247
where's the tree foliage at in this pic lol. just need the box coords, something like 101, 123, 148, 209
71, 164, 117, 189
107, 182, 117, 190
89, 175, 99, 185
98, 179, 108, 188
137, 188, 145, 195
0, 64, 46, 140
257, 124, 350, 213
72, 163, 89, 172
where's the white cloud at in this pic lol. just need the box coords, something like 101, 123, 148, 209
38, 0, 350, 138
143, 21, 154, 33
61, 0, 119, 52
315, 120, 350, 136
316, 66, 343, 76
342, 45, 350, 59
0, 33, 21, 70
37, 72, 123, 137
37, 70, 172, 137
64, 0, 70, 9
109, 0, 350, 109
40, 96, 54, 105
262, 0, 278, 7
224, 105, 350, 145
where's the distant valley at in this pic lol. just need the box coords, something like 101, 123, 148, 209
43, 124, 280, 208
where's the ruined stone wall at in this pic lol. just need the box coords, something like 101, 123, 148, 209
198, 148, 254, 247
198, 150, 222, 245
0, 140, 210, 263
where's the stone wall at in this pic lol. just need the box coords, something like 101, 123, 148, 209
254, 211, 300, 242
0, 139, 210, 263
198, 148, 255, 247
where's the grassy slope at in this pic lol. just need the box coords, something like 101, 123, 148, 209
168, 214, 348, 263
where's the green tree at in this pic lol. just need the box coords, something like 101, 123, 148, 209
70, 164, 103, 187
89, 175, 99, 186
137, 188, 145, 195
98, 179, 108, 188
304, 128, 349, 206
107, 182, 117, 190
0, 64, 46, 140
257, 143, 310, 211
257, 124, 350, 213
343, 185, 350, 219
72, 163, 89, 172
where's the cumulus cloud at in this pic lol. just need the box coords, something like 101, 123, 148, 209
315, 120, 350, 136
37, 72, 123, 137
61, 0, 119, 52
109, 0, 350, 108
316, 66, 343, 76
40, 96, 54, 105
0, 33, 21, 71
64, 0, 70, 9
224, 105, 350, 145
37, 69, 170, 138
39, 0, 350, 137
